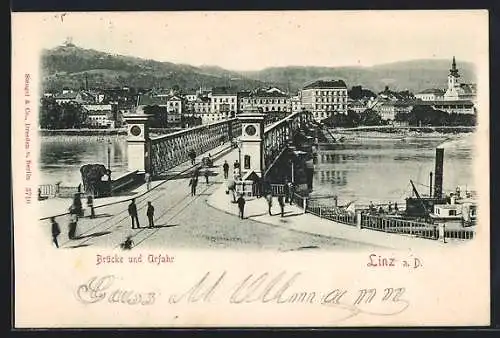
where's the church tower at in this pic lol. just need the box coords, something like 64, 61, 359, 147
448, 56, 460, 91
444, 56, 461, 101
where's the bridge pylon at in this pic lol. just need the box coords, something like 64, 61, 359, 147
238, 108, 266, 178
122, 105, 153, 174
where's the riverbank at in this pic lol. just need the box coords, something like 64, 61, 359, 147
39, 128, 127, 136
39, 127, 187, 137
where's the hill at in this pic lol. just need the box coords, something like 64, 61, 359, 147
41, 45, 265, 92
41, 45, 477, 94
241, 59, 476, 93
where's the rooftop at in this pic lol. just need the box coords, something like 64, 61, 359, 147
250, 89, 288, 98
212, 87, 238, 95
303, 80, 347, 90
417, 88, 445, 95
416, 100, 474, 106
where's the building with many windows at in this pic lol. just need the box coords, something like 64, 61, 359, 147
54, 90, 95, 105
137, 93, 184, 125
210, 87, 238, 121
290, 95, 302, 113
239, 88, 290, 113
374, 101, 413, 122
191, 96, 212, 124
82, 104, 115, 128
417, 100, 475, 115
300, 80, 348, 121
415, 88, 445, 101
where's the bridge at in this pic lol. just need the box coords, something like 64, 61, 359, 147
125, 106, 313, 181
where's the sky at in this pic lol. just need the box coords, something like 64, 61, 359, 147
12, 10, 488, 71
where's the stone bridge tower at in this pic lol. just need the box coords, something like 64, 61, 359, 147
122, 105, 153, 174
238, 108, 266, 177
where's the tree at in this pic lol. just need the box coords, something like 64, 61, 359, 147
404, 105, 448, 126
39, 98, 60, 129
39, 98, 87, 129
349, 86, 376, 100
143, 105, 169, 128
321, 110, 361, 128
359, 109, 384, 126
348, 86, 363, 100
60, 102, 87, 128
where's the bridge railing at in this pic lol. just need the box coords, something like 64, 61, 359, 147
262, 111, 312, 176
149, 118, 241, 177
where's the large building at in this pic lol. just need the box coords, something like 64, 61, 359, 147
191, 96, 212, 124
374, 100, 413, 122
239, 88, 290, 113
137, 93, 184, 124
300, 80, 348, 121
210, 87, 238, 121
82, 104, 116, 128
415, 88, 445, 101
290, 95, 302, 113
54, 90, 95, 105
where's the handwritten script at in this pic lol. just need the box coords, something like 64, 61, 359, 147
76, 271, 409, 322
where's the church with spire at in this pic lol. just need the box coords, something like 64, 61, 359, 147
443, 56, 477, 103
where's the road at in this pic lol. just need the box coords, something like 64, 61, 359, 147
42, 151, 374, 252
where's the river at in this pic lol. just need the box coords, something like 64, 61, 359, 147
311, 133, 475, 206
39, 133, 475, 206
39, 135, 129, 186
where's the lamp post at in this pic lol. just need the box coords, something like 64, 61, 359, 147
107, 138, 111, 173
237, 140, 242, 178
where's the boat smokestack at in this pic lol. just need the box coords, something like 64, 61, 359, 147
434, 148, 444, 199
429, 172, 433, 197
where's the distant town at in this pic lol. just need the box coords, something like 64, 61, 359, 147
39, 56, 477, 131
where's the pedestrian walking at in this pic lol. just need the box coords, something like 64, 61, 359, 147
204, 169, 209, 184
193, 166, 200, 180
223, 160, 229, 179
73, 193, 83, 217
287, 181, 295, 205
388, 202, 393, 213
189, 177, 198, 196
67, 211, 78, 240
265, 193, 273, 216
284, 180, 290, 203
50, 217, 61, 248
86, 195, 95, 219
278, 195, 285, 217
227, 179, 236, 202
145, 172, 152, 191
189, 149, 196, 165
128, 199, 140, 229
237, 194, 246, 219
146, 201, 155, 228
394, 202, 399, 213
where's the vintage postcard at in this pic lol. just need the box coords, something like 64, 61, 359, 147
11, 10, 490, 327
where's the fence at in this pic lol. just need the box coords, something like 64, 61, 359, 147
360, 214, 438, 239
291, 192, 475, 241
444, 229, 475, 240
38, 184, 58, 198
235, 180, 255, 197
306, 203, 357, 226
38, 183, 80, 199
270, 184, 285, 196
